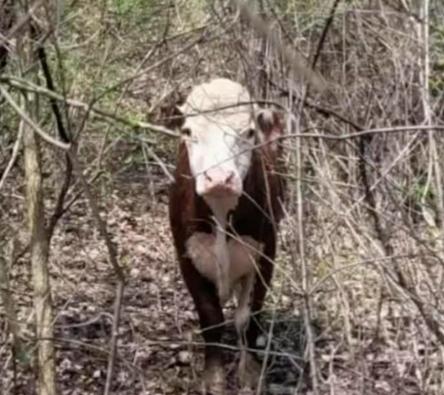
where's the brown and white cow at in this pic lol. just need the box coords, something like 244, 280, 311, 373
169, 78, 286, 394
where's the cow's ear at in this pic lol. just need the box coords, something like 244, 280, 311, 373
256, 109, 283, 142
176, 103, 186, 115
157, 96, 186, 130
166, 105, 185, 130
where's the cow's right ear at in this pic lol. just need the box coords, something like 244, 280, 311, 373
256, 109, 284, 149
156, 93, 186, 130
160, 103, 185, 130
172, 105, 184, 127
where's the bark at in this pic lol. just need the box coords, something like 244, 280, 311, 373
23, 109, 57, 395
18, 7, 57, 394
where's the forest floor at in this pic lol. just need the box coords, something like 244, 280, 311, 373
0, 167, 424, 395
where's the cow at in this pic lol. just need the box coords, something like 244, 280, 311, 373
169, 78, 286, 394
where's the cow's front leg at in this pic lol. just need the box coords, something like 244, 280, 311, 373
179, 257, 226, 395
236, 275, 263, 394
238, 248, 274, 394
199, 296, 225, 395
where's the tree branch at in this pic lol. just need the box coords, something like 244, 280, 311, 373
1, 76, 179, 138
0, 84, 71, 150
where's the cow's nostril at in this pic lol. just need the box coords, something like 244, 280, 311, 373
204, 171, 212, 182
225, 171, 235, 184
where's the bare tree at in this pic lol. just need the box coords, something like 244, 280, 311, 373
16, 5, 57, 395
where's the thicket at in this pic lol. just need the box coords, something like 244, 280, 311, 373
1, 1, 444, 394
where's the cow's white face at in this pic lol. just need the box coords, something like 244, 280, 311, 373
179, 79, 258, 220
181, 112, 256, 197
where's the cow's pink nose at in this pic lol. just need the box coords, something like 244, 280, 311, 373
204, 170, 234, 184
203, 170, 238, 196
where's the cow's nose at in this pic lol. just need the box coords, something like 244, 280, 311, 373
204, 170, 234, 185
203, 170, 239, 197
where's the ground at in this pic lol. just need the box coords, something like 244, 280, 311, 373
0, 168, 309, 395
0, 165, 435, 395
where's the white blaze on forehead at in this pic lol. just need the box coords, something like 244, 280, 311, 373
180, 78, 255, 127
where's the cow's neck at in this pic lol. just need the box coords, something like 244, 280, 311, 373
205, 197, 238, 304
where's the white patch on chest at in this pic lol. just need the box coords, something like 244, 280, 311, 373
185, 232, 263, 305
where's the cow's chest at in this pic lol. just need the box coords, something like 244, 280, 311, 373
185, 231, 262, 303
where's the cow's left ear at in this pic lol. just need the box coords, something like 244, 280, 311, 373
255, 109, 284, 147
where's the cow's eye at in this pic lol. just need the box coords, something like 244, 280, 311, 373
245, 128, 255, 139
182, 128, 192, 137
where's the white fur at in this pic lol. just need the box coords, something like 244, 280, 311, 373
235, 273, 255, 335
185, 232, 262, 306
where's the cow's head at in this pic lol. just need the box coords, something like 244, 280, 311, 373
178, 78, 282, 221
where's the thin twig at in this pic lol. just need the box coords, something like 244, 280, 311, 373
0, 84, 71, 150
233, 0, 326, 92
0, 0, 44, 50
67, 151, 126, 395
33, 30, 73, 240
5, 76, 444, 141
1, 76, 179, 138
0, 121, 23, 191
0, 243, 25, 364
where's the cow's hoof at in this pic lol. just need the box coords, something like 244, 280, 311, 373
238, 351, 262, 393
203, 365, 226, 395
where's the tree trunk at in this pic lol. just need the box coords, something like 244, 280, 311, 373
18, 6, 57, 393
23, 109, 57, 395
